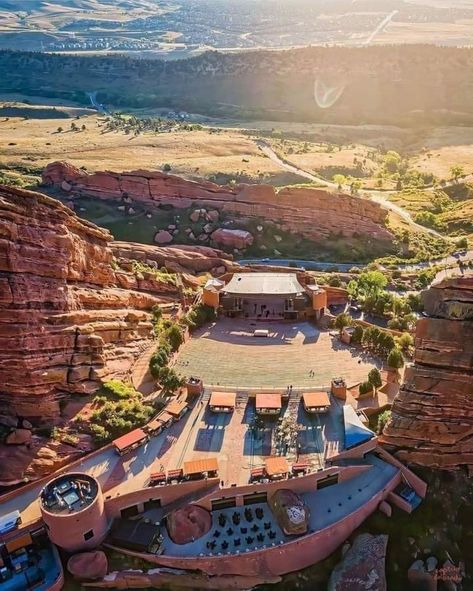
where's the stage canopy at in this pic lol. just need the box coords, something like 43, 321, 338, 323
223, 273, 304, 296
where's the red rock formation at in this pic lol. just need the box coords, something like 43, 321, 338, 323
210, 228, 254, 249
68, 551, 109, 581
111, 241, 235, 275
380, 275, 473, 471
42, 162, 393, 245
0, 185, 181, 423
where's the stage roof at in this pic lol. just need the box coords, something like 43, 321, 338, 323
223, 273, 304, 296
209, 391, 236, 408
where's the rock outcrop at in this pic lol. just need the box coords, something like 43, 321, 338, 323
0, 185, 182, 423
68, 551, 109, 581
380, 275, 473, 471
111, 241, 235, 276
210, 228, 254, 250
328, 533, 388, 591
42, 162, 393, 245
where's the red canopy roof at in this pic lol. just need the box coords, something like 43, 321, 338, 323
256, 393, 281, 409
113, 428, 147, 452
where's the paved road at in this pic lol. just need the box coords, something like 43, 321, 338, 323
256, 141, 472, 240
239, 250, 473, 274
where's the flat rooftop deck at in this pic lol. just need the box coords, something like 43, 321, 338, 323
174, 319, 381, 389
156, 454, 398, 558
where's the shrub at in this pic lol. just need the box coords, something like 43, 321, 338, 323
351, 324, 364, 344
99, 380, 140, 400
161, 323, 184, 352
334, 312, 352, 333
328, 275, 342, 287
387, 348, 404, 369
397, 332, 414, 351
359, 381, 373, 396
183, 303, 216, 331
377, 410, 392, 434
149, 347, 170, 377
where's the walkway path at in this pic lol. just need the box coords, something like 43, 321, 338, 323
131, 341, 156, 396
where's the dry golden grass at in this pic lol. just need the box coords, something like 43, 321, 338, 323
0, 114, 282, 180
410, 127, 473, 180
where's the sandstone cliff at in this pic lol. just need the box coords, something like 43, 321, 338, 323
43, 162, 393, 245
0, 185, 231, 423
381, 275, 473, 472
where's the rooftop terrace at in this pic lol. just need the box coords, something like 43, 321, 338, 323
137, 453, 398, 559
40, 473, 98, 515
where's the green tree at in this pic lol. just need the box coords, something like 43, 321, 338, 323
383, 151, 402, 174
387, 348, 404, 369
356, 271, 388, 300
334, 312, 352, 335
162, 323, 184, 352
359, 381, 373, 396
456, 236, 468, 249
57, 126, 63, 133
351, 324, 364, 344
158, 366, 184, 395
163, 163, 172, 172
333, 174, 346, 190
368, 367, 382, 393
450, 165, 464, 182
397, 332, 414, 352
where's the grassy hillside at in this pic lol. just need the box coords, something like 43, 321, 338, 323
1, 45, 473, 125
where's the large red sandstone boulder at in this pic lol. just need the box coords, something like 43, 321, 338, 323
154, 230, 173, 245
211, 228, 253, 249
5, 429, 32, 445
67, 551, 108, 581
166, 504, 212, 544
42, 161, 85, 186
328, 534, 388, 591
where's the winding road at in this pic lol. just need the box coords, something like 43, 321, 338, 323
256, 140, 471, 239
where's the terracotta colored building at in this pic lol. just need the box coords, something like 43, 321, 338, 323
39, 473, 109, 553
203, 272, 327, 320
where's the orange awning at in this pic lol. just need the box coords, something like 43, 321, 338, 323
113, 428, 147, 452
265, 456, 289, 477
256, 393, 281, 409
6, 532, 32, 553
183, 457, 219, 476
210, 391, 236, 408
166, 400, 188, 417
303, 391, 330, 408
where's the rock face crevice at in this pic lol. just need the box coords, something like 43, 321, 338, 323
42, 162, 394, 244
381, 276, 473, 471
0, 186, 193, 422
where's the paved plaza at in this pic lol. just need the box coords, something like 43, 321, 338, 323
174, 319, 381, 389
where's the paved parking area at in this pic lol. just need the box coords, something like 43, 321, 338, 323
174, 319, 381, 389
